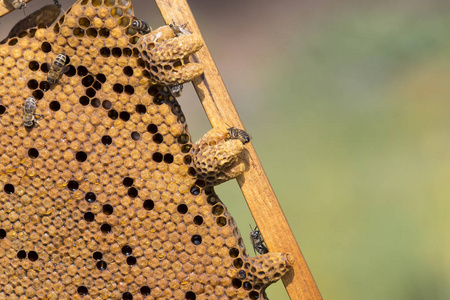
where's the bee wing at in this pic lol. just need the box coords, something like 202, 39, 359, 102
61, 65, 70, 74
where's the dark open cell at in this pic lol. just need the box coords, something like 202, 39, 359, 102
4, 184, 14, 194
73, 27, 85, 37
181, 144, 192, 153
191, 235, 202, 245
216, 217, 227, 227
85, 192, 96, 203
28, 61, 39, 71
147, 124, 157, 134
152, 133, 163, 144
122, 177, 133, 187
232, 278, 242, 289
100, 47, 111, 57
183, 155, 192, 165
204, 186, 214, 196
41, 42, 52, 53
126, 256, 136, 265
131, 132, 140, 141
82, 75, 95, 87
27, 79, 38, 89
84, 212, 95, 222
243, 281, 253, 290
233, 258, 244, 269
77, 286, 88, 296
207, 195, 219, 205
153, 95, 165, 105
135, 104, 146, 114
101, 135, 112, 145
195, 179, 205, 188
96, 260, 107, 270
40, 81, 51, 91
122, 48, 132, 57
143, 200, 154, 210
86, 88, 96, 98
128, 187, 138, 198
249, 291, 260, 300
178, 133, 190, 144
185, 291, 196, 300
78, 17, 90, 27
86, 28, 98, 38
93, 251, 103, 260
32, 90, 44, 100
152, 152, 163, 163
96, 73, 106, 83
177, 204, 188, 214
77, 66, 88, 77
102, 204, 113, 215
229, 248, 240, 258
28, 148, 39, 158
0, 105, 5, 115
113, 83, 124, 93
147, 85, 159, 96
193, 216, 203, 225
190, 185, 200, 196
124, 85, 134, 95
91, 98, 101, 108
67, 180, 79, 191
100, 223, 112, 233
66, 65, 76, 77
140, 286, 151, 296
123, 66, 133, 76
163, 154, 174, 164
137, 58, 146, 68
49, 101, 61, 111
122, 292, 133, 300
212, 205, 224, 216
102, 100, 112, 110
119, 111, 130, 121
28, 251, 38, 261
238, 270, 246, 279
17, 250, 27, 259
40, 63, 49, 73
187, 168, 196, 177
99, 28, 110, 38
112, 47, 122, 57
108, 109, 118, 120
79, 96, 90, 106
121, 245, 132, 256
76, 151, 87, 162
0, 229, 5, 239
93, 81, 102, 90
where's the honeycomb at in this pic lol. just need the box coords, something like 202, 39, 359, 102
0, 0, 293, 299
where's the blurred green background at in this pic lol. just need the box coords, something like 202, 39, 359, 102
2, 0, 450, 299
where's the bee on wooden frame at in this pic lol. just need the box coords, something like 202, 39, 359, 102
47, 53, 70, 86
131, 19, 151, 34
249, 225, 268, 255
228, 127, 251, 144
169, 21, 190, 36
23, 96, 43, 127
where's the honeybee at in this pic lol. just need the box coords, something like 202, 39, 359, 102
169, 21, 190, 36
228, 127, 251, 144
47, 53, 70, 85
131, 19, 151, 34
23, 96, 43, 127
169, 84, 183, 97
249, 225, 268, 255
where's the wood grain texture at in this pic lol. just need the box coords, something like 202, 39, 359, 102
0, 0, 32, 18
154, 0, 323, 299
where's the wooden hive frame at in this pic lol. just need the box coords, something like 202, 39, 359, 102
0, 0, 323, 299
153, 1, 323, 299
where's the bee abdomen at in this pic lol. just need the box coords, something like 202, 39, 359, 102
54, 53, 67, 68
131, 20, 151, 34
